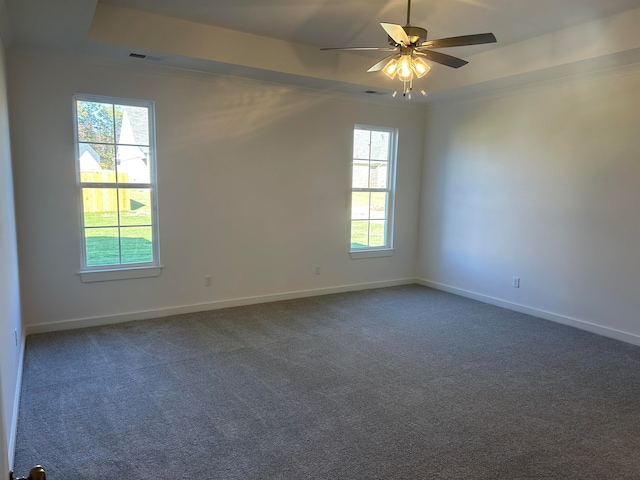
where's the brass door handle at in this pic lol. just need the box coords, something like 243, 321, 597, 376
10, 465, 46, 480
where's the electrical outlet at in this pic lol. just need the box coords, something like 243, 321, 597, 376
205, 275, 212, 286
314, 266, 321, 275
512, 277, 520, 288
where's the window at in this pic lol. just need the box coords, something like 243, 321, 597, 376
74, 95, 160, 281
350, 125, 397, 255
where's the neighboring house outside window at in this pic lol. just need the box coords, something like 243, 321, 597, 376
73, 95, 161, 282
350, 125, 397, 258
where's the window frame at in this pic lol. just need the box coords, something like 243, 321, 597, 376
73, 94, 161, 282
350, 124, 398, 258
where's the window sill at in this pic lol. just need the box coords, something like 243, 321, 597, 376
350, 249, 394, 259
78, 265, 163, 283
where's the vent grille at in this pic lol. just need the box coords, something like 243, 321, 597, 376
129, 53, 165, 62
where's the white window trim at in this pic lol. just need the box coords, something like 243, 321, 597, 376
78, 265, 163, 283
73, 94, 161, 282
349, 124, 398, 256
350, 249, 394, 260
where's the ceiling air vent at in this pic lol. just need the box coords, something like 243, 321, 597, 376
129, 53, 165, 62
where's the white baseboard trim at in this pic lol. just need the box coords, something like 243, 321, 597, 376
27, 277, 640, 347
8, 332, 25, 471
416, 278, 640, 347
26, 278, 416, 335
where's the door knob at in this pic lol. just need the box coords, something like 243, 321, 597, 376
10, 465, 46, 480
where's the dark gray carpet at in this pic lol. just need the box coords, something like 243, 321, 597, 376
13, 285, 640, 479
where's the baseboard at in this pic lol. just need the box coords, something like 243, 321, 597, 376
416, 278, 640, 347
27, 277, 640, 346
8, 332, 25, 471
26, 278, 416, 335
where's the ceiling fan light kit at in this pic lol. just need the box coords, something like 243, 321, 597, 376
382, 53, 430, 99
383, 53, 430, 80
321, 0, 496, 99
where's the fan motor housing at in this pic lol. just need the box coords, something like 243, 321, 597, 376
388, 26, 428, 46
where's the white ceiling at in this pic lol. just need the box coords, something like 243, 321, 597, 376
3, 0, 640, 102
101, 0, 640, 51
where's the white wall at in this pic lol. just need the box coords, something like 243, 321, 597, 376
418, 65, 640, 345
0, 32, 24, 474
8, 52, 424, 331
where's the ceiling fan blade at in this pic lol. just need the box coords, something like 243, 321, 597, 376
380, 23, 410, 46
367, 53, 400, 72
320, 46, 399, 52
415, 50, 468, 68
418, 33, 496, 49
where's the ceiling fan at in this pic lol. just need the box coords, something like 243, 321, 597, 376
321, 0, 496, 97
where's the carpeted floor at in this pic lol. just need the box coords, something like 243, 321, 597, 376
13, 285, 640, 479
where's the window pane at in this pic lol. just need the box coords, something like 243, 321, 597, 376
115, 105, 149, 146
351, 192, 370, 220
79, 143, 116, 181
369, 220, 386, 247
77, 101, 114, 144
351, 221, 369, 249
121, 226, 153, 264
117, 146, 150, 183
370, 192, 387, 220
83, 188, 118, 227
370, 131, 389, 160
353, 129, 371, 159
76, 96, 159, 272
119, 189, 152, 226
352, 160, 369, 188
369, 161, 388, 189
350, 126, 395, 252
85, 227, 120, 266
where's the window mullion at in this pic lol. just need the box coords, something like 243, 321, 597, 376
116, 186, 122, 264
112, 104, 119, 183
77, 141, 150, 148
80, 182, 152, 189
